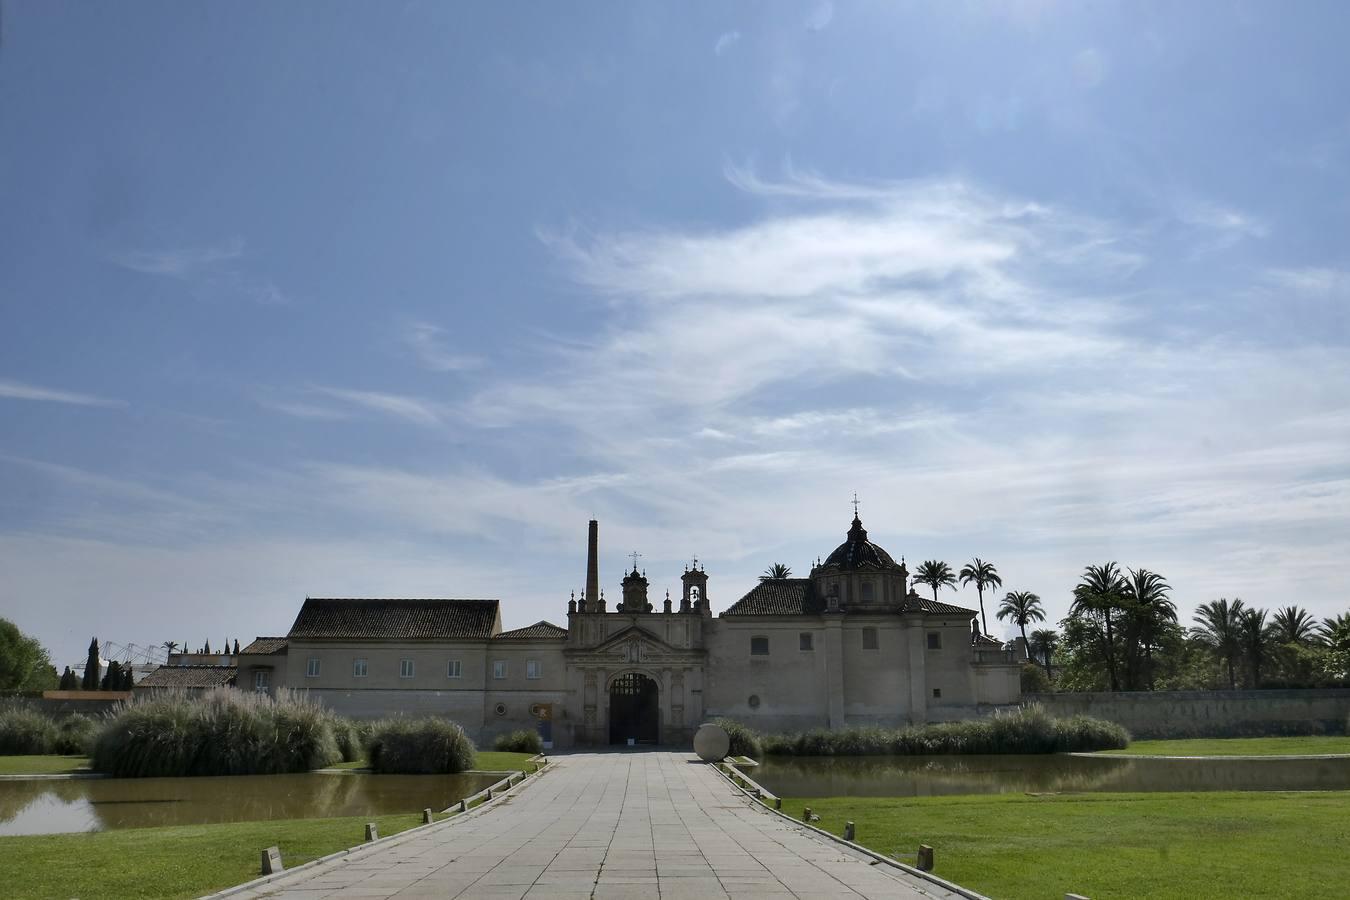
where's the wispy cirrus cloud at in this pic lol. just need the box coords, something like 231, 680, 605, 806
311, 387, 447, 427
108, 237, 245, 276
399, 321, 482, 372
0, 378, 122, 407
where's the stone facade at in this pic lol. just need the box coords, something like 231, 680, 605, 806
250, 514, 1021, 747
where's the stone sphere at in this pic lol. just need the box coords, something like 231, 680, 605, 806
693, 723, 730, 762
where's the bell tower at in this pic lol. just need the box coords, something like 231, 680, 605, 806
681, 559, 709, 616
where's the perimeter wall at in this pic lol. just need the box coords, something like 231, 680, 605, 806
1024, 688, 1350, 738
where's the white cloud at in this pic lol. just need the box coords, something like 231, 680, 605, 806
714, 31, 741, 56
0, 379, 121, 407
312, 387, 447, 427
1264, 266, 1350, 297
108, 238, 245, 276
400, 321, 483, 372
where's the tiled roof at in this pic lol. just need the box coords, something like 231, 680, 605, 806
722, 579, 824, 616
901, 594, 977, 616
974, 633, 1004, 646
288, 598, 500, 640
239, 637, 288, 655
493, 621, 568, 640
136, 665, 237, 688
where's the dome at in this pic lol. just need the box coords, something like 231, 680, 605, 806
821, 516, 899, 570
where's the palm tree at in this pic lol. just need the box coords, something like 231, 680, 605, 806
162, 640, 179, 655
912, 560, 957, 604
1028, 628, 1058, 680
1271, 606, 1317, 645
1191, 597, 1246, 689
1319, 612, 1350, 652
1071, 562, 1127, 691
761, 563, 792, 580
959, 558, 1002, 635
1240, 607, 1274, 688
1123, 568, 1175, 691
996, 591, 1045, 658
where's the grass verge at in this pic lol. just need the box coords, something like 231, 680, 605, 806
782, 791, 1350, 899
319, 751, 535, 772
0, 755, 91, 775
0, 812, 429, 900
1094, 736, 1350, 757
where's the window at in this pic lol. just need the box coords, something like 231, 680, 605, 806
353, 658, 368, 678
927, 632, 942, 650
399, 658, 414, 679
253, 670, 270, 693
493, 660, 507, 679
932, 688, 942, 699
862, 627, 879, 650
306, 657, 320, 678
526, 659, 541, 679
860, 581, 875, 603
799, 632, 814, 651
447, 659, 461, 679
750, 636, 770, 656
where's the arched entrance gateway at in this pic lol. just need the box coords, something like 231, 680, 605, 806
608, 672, 659, 745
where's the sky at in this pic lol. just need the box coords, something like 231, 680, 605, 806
2, 1, 1348, 668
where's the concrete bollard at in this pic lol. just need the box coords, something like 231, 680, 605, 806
422, 808, 433, 825
365, 822, 378, 842
917, 844, 934, 872
486, 788, 493, 800
459, 799, 468, 813
260, 846, 283, 875
802, 806, 812, 822
774, 797, 782, 810
844, 821, 855, 842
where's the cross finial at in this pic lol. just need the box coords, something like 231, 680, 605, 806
852, 492, 860, 518
629, 550, 642, 571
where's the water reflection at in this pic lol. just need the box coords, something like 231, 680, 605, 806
0, 772, 497, 836
754, 754, 1350, 798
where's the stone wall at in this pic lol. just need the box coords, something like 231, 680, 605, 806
1024, 689, 1350, 738
7, 691, 132, 717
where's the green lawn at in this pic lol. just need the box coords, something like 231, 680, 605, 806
1099, 736, 1350, 757
783, 791, 1350, 899
320, 751, 537, 773
0, 811, 431, 900
0, 755, 91, 775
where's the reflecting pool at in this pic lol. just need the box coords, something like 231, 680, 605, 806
753, 753, 1350, 798
0, 772, 498, 836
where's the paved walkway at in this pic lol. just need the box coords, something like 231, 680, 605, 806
228, 751, 963, 900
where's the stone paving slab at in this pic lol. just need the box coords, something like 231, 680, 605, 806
230, 751, 965, 899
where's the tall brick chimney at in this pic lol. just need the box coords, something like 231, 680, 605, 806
585, 519, 600, 612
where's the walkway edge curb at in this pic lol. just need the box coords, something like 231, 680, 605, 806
198, 757, 552, 900
714, 761, 991, 900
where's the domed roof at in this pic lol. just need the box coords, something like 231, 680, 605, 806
821, 516, 899, 570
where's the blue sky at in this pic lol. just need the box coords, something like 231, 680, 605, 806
2, 1, 1348, 666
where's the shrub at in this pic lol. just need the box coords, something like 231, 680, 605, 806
0, 706, 58, 755
752, 705, 1128, 757
367, 717, 475, 774
53, 714, 98, 755
712, 718, 764, 759
90, 688, 341, 777
331, 717, 364, 763
493, 729, 544, 754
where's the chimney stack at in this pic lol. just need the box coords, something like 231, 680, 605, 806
586, 520, 600, 612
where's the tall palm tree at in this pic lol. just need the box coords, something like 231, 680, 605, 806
1028, 628, 1058, 680
913, 560, 957, 604
1071, 562, 1127, 691
996, 591, 1045, 658
1123, 568, 1175, 691
959, 558, 1002, 636
1191, 597, 1246, 689
1319, 612, 1350, 652
1240, 607, 1274, 688
1271, 606, 1317, 645
761, 563, 792, 580
161, 640, 179, 655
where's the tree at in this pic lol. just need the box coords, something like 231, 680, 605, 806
761, 563, 792, 580
1070, 562, 1127, 691
959, 558, 1002, 635
996, 591, 1045, 657
233, 639, 240, 655
1028, 628, 1058, 680
59, 666, 79, 690
1240, 607, 1274, 688
1191, 598, 1246, 689
1320, 613, 1350, 652
162, 641, 179, 656
100, 660, 123, 691
81, 637, 101, 691
204, 639, 211, 654
1272, 606, 1318, 646
0, 618, 59, 691
1122, 568, 1176, 691
121, 665, 135, 690
912, 560, 956, 604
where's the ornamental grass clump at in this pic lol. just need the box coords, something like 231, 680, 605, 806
53, 714, 98, 755
0, 705, 58, 755
367, 717, 475, 774
331, 717, 364, 763
712, 718, 763, 759
493, 729, 544, 754
91, 688, 341, 777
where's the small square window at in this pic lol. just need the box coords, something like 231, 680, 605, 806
306, 658, 320, 678
526, 659, 541, 680
447, 659, 461, 678
860, 581, 875, 603
399, 658, 415, 679
862, 627, 879, 650
253, 670, 270, 692
352, 658, 368, 678
493, 660, 507, 679
799, 632, 814, 651
750, 636, 770, 656
927, 632, 942, 650
932, 688, 942, 699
